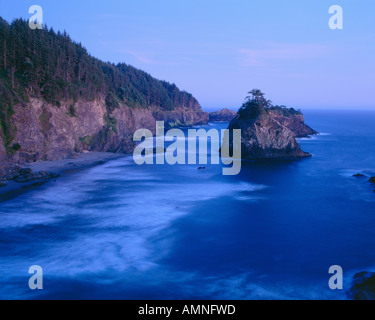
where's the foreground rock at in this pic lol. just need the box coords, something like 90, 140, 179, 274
353, 173, 366, 178
370, 177, 375, 184
209, 109, 237, 122
1, 167, 59, 184
349, 271, 375, 300
225, 90, 312, 160
14, 168, 60, 183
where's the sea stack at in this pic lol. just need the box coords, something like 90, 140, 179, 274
209, 109, 237, 122
226, 90, 313, 160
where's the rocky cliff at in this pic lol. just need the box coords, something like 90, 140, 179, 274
0, 18, 208, 177
211, 106, 318, 138
209, 109, 237, 122
268, 107, 318, 138
0, 137, 8, 175
4, 97, 208, 165
0, 96, 208, 177
225, 90, 312, 160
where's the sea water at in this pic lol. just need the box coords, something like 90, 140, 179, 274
0, 110, 375, 300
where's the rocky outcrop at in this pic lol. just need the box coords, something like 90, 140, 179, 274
0, 138, 8, 175
0, 166, 59, 187
226, 104, 311, 160
12, 168, 59, 183
370, 177, 375, 192
268, 107, 318, 138
353, 173, 366, 178
0, 96, 208, 177
209, 107, 317, 137
349, 271, 375, 300
209, 109, 237, 122
0, 18, 209, 178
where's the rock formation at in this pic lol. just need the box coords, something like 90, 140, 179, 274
209, 109, 237, 122
210, 106, 318, 138
349, 271, 375, 300
225, 90, 313, 160
0, 97, 208, 178
268, 107, 318, 138
0, 18, 209, 177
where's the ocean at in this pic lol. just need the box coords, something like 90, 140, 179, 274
0, 110, 375, 300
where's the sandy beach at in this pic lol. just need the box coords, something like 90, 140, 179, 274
0, 152, 125, 201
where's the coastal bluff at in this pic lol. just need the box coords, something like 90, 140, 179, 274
0, 18, 208, 177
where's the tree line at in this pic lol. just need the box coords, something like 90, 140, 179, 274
0, 17, 199, 149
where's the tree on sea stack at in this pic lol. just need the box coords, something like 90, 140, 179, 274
226, 89, 313, 160
244, 89, 272, 108
238, 89, 272, 118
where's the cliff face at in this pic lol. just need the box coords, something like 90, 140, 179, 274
0, 138, 8, 174
227, 104, 311, 160
0, 96, 208, 173
210, 107, 318, 138
209, 109, 237, 122
0, 18, 209, 176
268, 108, 318, 138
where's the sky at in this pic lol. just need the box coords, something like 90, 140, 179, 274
1, 0, 374, 111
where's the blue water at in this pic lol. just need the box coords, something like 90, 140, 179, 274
1, 110, 375, 300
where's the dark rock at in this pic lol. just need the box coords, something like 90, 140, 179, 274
0, 41, 209, 179
19, 168, 32, 175
225, 103, 311, 160
98, 161, 105, 165
369, 177, 375, 184
268, 106, 318, 138
0, 165, 22, 181
353, 173, 365, 178
14, 169, 60, 183
209, 109, 237, 122
0, 182, 6, 188
349, 271, 375, 300
198, 166, 206, 170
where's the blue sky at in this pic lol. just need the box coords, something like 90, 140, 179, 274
1, 0, 374, 111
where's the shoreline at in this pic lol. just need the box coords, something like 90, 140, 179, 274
0, 152, 126, 201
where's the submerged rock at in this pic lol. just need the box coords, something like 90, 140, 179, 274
0, 182, 6, 188
349, 271, 375, 300
353, 173, 366, 178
